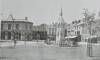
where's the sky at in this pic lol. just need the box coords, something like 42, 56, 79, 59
0, 0, 100, 25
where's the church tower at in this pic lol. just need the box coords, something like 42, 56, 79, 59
56, 8, 65, 44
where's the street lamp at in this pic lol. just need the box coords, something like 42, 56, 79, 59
12, 15, 17, 47
87, 21, 93, 57
0, 13, 4, 40
24, 17, 28, 47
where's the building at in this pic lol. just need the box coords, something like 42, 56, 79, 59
47, 8, 68, 43
47, 23, 56, 41
32, 24, 47, 40
77, 12, 99, 42
66, 19, 84, 42
68, 20, 82, 36
1, 14, 33, 41
93, 12, 100, 36
55, 8, 67, 44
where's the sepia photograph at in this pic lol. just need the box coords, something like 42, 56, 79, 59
0, 0, 100, 60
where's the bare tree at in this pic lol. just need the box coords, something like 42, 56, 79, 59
83, 8, 95, 57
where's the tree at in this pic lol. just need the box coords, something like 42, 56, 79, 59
83, 8, 95, 57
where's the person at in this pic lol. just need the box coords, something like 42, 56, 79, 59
14, 39, 17, 47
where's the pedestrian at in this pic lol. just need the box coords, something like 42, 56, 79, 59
14, 39, 17, 47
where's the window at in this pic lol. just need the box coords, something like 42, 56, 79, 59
49, 28, 51, 34
8, 24, 11, 30
79, 27, 80, 29
77, 31, 80, 35
1, 24, 3, 30
16, 24, 19, 30
1, 32, 5, 40
72, 21, 74, 24
68, 31, 70, 33
8, 32, 11, 40
75, 31, 76, 35
30, 25, 32, 30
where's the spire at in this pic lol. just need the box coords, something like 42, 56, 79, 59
57, 7, 65, 26
60, 7, 63, 16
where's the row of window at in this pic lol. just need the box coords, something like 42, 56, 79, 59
1, 24, 19, 30
48, 28, 56, 35
1, 32, 21, 40
74, 26, 81, 30
75, 31, 80, 35
8, 24, 19, 30
68, 30, 80, 35
1, 24, 32, 30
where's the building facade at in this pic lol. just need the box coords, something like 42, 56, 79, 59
72, 12, 100, 42
47, 8, 68, 43
1, 14, 33, 41
55, 8, 67, 43
47, 23, 56, 41
32, 24, 47, 40
66, 20, 83, 42
68, 20, 82, 36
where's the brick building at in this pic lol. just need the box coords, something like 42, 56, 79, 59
1, 14, 33, 41
32, 24, 47, 40
47, 23, 56, 40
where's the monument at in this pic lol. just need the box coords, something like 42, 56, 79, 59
56, 8, 65, 44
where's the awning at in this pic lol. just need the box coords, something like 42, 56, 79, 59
65, 36, 77, 39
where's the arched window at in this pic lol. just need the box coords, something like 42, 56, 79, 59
8, 24, 11, 30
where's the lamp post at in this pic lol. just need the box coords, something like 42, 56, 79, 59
87, 21, 92, 57
0, 13, 3, 40
12, 15, 16, 47
24, 17, 28, 47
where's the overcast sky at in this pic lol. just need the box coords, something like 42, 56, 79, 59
0, 0, 100, 25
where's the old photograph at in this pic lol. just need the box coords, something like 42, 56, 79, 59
0, 0, 100, 60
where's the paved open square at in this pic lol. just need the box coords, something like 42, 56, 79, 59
0, 41, 100, 60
